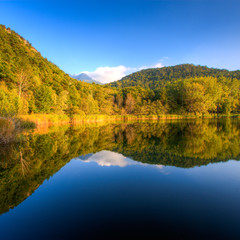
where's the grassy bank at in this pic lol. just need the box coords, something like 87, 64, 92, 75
0, 117, 36, 144
18, 113, 240, 127
19, 114, 190, 126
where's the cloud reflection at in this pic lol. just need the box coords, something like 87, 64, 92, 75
76, 150, 164, 169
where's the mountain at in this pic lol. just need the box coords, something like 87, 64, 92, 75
70, 73, 102, 84
109, 64, 240, 90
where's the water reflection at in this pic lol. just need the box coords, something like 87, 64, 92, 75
78, 151, 136, 167
0, 118, 240, 215
77, 150, 165, 168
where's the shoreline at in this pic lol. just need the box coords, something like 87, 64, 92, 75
1, 114, 239, 144
19, 113, 240, 127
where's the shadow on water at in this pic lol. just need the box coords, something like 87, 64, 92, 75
0, 118, 240, 216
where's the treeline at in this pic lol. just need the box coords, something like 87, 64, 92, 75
0, 25, 240, 118
165, 76, 240, 114
112, 75, 240, 115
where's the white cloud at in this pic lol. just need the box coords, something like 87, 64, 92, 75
82, 65, 130, 84
154, 62, 164, 68
79, 62, 164, 84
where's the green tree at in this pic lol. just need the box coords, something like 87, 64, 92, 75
34, 85, 55, 113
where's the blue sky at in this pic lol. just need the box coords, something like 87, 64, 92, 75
0, 0, 240, 83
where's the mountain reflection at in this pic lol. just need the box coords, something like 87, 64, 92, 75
0, 118, 240, 215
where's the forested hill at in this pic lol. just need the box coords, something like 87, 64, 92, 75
0, 25, 119, 117
109, 64, 240, 90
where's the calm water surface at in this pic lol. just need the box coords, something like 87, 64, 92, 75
0, 119, 240, 239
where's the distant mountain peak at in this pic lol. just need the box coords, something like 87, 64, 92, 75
69, 73, 102, 84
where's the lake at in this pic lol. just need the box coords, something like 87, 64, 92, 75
0, 119, 240, 239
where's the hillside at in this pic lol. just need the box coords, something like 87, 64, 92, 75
0, 25, 119, 117
0, 25, 73, 92
109, 64, 240, 90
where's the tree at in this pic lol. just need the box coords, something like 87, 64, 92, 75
125, 93, 135, 114
55, 90, 68, 114
182, 82, 207, 114
0, 83, 18, 117
17, 68, 30, 99
34, 85, 55, 113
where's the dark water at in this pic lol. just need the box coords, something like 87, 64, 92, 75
0, 119, 240, 239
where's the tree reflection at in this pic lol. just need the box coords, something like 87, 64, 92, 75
0, 119, 240, 215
